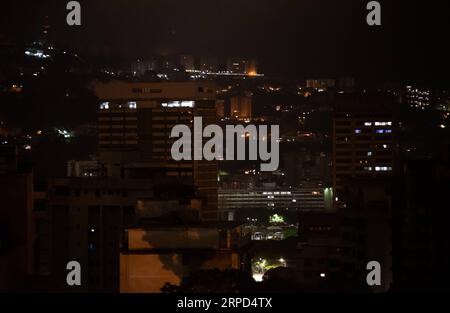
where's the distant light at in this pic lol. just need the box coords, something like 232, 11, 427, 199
440, 124, 446, 129
253, 273, 263, 282
320, 273, 326, 278
90, 228, 95, 233
161, 101, 194, 108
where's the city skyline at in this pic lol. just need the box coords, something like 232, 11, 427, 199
1, 1, 449, 85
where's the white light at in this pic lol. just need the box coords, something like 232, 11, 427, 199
161, 101, 194, 108
253, 273, 263, 282
128, 101, 137, 109
320, 273, 326, 278
100, 102, 109, 110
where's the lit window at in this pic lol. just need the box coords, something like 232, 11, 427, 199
367, 151, 373, 156
355, 129, 362, 134
161, 101, 195, 108
375, 166, 392, 172
100, 102, 109, 110
128, 101, 137, 109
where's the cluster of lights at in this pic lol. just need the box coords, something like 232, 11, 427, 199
406, 86, 431, 109
364, 166, 392, 172
161, 101, 195, 108
55, 128, 72, 139
262, 191, 292, 195
364, 121, 393, 127
25, 49, 50, 59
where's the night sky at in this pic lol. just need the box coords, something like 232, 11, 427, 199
1, 0, 449, 84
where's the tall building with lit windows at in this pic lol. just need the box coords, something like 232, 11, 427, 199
405, 85, 431, 110
332, 94, 396, 207
94, 81, 219, 221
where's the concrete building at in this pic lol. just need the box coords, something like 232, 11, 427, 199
199, 56, 219, 73
120, 221, 251, 293
94, 81, 219, 221
218, 186, 332, 219
179, 55, 195, 71
67, 160, 101, 178
226, 58, 258, 75
230, 94, 252, 121
306, 79, 336, 90
37, 177, 201, 292
0, 145, 34, 291
332, 94, 396, 206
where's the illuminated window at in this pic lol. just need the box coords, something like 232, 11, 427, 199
100, 102, 109, 110
128, 101, 137, 109
161, 101, 195, 108
355, 129, 362, 134
375, 166, 392, 172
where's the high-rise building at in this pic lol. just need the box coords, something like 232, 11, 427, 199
230, 94, 252, 121
226, 58, 258, 75
215, 99, 225, 119
199, 56, 219, 73
179, 55, 195, 71
0, 145, 34, 292
306, 79, 336, 90
332, 94, 396, 206
405, 85, 431, 110
94, 81, 219, 221
392, 147, 450, 291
